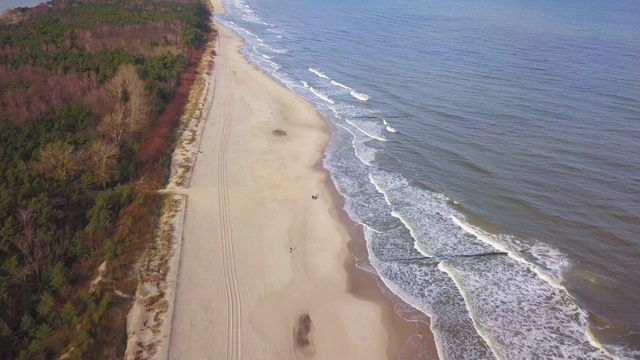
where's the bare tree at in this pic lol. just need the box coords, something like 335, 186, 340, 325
13, 209, 72, 282
87, 139, 120, 187
127, 72, 149, 135
106, 64, 149, 137
13, 209, 38, 281
107, 64, 129, 102
99, 103, 127, 144
38, 142, 82, 181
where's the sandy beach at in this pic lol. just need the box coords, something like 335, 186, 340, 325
163, 1, 428, 359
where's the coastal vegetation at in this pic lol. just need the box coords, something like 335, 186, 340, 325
0, 0, 212, 358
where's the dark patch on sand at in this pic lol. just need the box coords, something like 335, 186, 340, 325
272, 128, 288, 137
293, 313, 315, 358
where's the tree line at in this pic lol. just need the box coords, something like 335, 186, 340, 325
0, 0, 212, 358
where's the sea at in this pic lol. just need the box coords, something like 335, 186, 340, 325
215, 0, 640, 358
0, 0, 42, 12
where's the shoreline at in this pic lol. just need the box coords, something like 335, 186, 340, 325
319, 159, 438, 359
223, 4, 441, 357
213, 7, 440, 356
211, 15, 439, 357
161, 0, 440, 358
211, 0, 439, 354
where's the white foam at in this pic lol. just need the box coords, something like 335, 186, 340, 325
327, 104, 340, 118
327, 79, 369, 101
322, 129, 495, 359
309, 68, 330, 79
352, 140, 376, 165
382, 119, 397, 131
369, 175, 396, 213
603, 343, 640, 360
331, 80, 351, 90
371, 172, 494, 256
442, 256, 606, 359
368, 171, 607, 359
328, 101, 379, 120
238, 27, 259, 39
249, 46, 280, 68
363, 227, 495, 360
259, 43, 287, 53
586, 329, 609, 355
309, 87, 334, 104
300, 80, 309, 88
350, 90, 370, 101
336, 123, 377, 165
260, 56, 280, 70
272, 72, 296, 89
345, 118, 387, 141
241, 13, 262, 23
452, 216, 569, 289
438, 262, 500, 359
271, 47, 288, 53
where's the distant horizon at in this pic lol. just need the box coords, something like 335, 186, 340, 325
1, 0, 45, 13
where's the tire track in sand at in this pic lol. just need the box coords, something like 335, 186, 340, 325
217, 58, 243, 360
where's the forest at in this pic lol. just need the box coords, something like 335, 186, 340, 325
0, 0, 212, 358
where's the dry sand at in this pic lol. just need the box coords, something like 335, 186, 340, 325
165, 1, 432, 359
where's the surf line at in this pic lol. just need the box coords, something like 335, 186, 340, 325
385, 250, 525, 263
352, 115, 408, 119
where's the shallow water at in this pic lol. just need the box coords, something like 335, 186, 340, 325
217, 0, 640, 357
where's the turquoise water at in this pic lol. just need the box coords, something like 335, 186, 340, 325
217, 0, 640, 358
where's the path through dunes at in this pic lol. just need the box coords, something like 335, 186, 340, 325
167, 20, 244, 359
216, 56, 243, 359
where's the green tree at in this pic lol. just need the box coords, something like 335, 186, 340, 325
49, 262, 67, 292
36, 292, 55, 320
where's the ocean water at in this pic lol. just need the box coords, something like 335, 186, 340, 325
216, 0, 640, 358
0, 0, 42, 12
